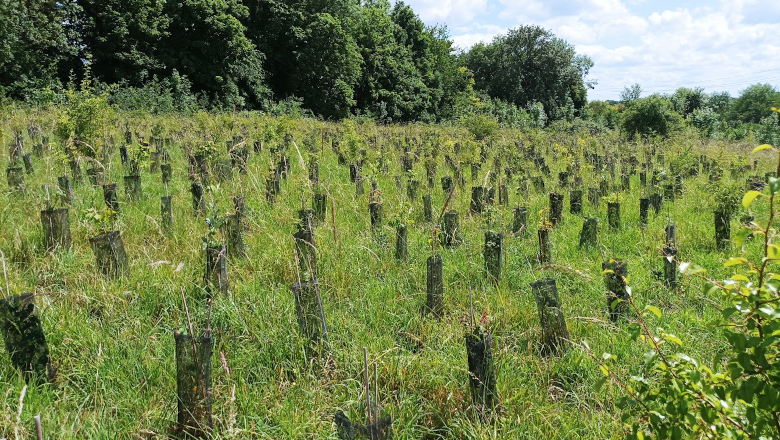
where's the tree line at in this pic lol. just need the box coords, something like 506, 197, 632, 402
2, 0, 777, 138
0, 0, 592, 123
583, 83, 780, 144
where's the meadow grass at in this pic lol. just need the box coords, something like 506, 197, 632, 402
0, 111, 771, 439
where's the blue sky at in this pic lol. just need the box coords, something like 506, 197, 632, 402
393, 0, 780, 101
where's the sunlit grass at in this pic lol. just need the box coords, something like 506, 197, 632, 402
0, 111, 769, 439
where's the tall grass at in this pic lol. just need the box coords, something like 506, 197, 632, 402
0, 109, 768, 438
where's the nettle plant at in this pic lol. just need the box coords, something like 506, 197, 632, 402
596, 138, 780, 439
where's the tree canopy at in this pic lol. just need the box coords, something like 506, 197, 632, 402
0, 0, 608, 123
730, 83, 780, 124
462, 25, 595, 120
0, 0, 73, 100
3, 0, 779, 142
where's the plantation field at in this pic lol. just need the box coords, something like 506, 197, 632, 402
0, 110, 772, 439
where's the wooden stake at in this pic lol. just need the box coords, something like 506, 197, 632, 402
469, 287, 475, 328
0, 249, 8, 300
374, 362, 378, 414
34, 414, 43, 440
363, 347, 372, 425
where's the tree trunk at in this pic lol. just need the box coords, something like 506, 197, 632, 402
465, 328, 497, 411
549, 192, 564, 226
369, 202, 383, 231
442, 210, 460, 247
395, 225, 408, 261
570, 189, 582, 215
103, 183, 120, 213
161, 196, 174, 231
607, 202, 620, 229
512, 207, 527, 236
484, 231, 503, 282
538, 229, 551, 264
639, 198, 650, 229
223, 214, 245, 259
579, 217, 598, 248
89, 230, 129, 279
124, 175, 142, 201
603, 259, 628, 321
663, 247, 678, 288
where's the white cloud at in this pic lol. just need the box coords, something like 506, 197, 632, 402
451, 33, 499, 50
447, 23, 505, 50
442, 0, 780, 100
392, 0, 490, 27
399, 0, 780, 100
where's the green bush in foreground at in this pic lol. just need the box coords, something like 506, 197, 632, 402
598, 117, 780, 438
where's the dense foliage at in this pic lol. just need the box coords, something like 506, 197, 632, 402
584, 83, 780, 143
0, 0, 74, 100
1, 0, 777, 142
1, 0, 594, 124
462, 25, 594, 121
595, 137, 780, 440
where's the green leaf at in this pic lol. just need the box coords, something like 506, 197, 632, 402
664, 334, 683, 346
770, 177, 780, 195
645, 305, 662, 318
724, 257, 748, 268
735, 227, 753, 249
742, 190, 762, 209
752, 144, 775, 154
627, 323, 641, 341
595, 375, 607, 392
770, 245, 780, 259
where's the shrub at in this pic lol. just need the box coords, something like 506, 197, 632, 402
109, 70, 197, 114
460, 114, 500, 141
621, 95, 683, 139
597, 130, 780, 439
55, 72, 116, 157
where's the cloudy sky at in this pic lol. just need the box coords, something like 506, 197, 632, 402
392, 0, 780, 101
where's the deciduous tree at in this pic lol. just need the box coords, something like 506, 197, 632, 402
462, 25, 594, 122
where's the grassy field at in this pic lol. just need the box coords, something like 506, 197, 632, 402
0, 110, 771, 439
